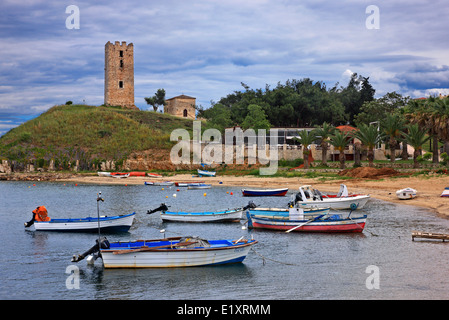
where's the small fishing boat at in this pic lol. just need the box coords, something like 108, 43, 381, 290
292, 184, 370, 210
97, 172, 112, 177
147, 173, 163, 178
441, 187, 449, 197
175, 181, 205, 187
26, 212, 136, 232
144, 181, 174, 186
187, 184, 211, 190
160, 208, 243, 222
110, 173, 130, 178
197, 169, 216, 177
246, 210, 366, 233
71, 236, 257, 268
396, 187, 417, 200
128, 171, 146, 177
242, 188, 288, 197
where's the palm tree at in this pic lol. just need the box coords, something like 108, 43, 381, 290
382, 114, 405, 162
293, 130, 317, 169
329, 131, 350, 169
434, 98, 449, 156
351, 124, 384, 167
313, 122, 335, 166
401, 123, 430, 168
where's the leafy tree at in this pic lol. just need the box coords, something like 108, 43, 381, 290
145, 89, 166, 112
241, 104, 271, 130
401, 123, 430, 168
329, 131, 350, 169
197, 103, 233, 132
293, 130, 317, 169
354, 91, 409, 126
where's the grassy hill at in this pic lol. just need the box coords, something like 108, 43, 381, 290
0, 104, 202, 171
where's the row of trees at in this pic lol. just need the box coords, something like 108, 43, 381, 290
197, 74, 376, 131
296, 120, 431, 169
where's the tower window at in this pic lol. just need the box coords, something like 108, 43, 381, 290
119, 81, 124, 88
120, 60, 124, 68
183, 109, 188, 117
119, 50, 123, 57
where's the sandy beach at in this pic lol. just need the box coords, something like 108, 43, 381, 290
56, 172, 449, 219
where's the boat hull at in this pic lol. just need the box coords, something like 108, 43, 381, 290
295, 195, 370, 210
247, 214, 366, 233
242, 188, 288, 197
248, 207, 330, 218
396, 188, 417, 200
197, 169, 216, 177
100, 239, 257, 268
145, 181, 174, 186
188, 184, 211, 189
161, 209, 243, 222
175, 182, 205, 187
33, 212, 135, 232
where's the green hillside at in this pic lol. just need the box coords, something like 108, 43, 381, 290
0, 104, 200, 171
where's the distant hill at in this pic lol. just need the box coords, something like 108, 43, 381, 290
0, 104, 202, 171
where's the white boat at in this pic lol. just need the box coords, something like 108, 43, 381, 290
110, 173, 130, 179
293, 184, 370, 210
396, 187, 417, 200
441, 187, 449, 197
175, 182, 205, 187
97, 172, 112, 177
144, 181, 174, 186
30, 212, 136, 232
161, 208, 243, 222
197, 169, 216, 177
187, 184, 211, 190
72, 236, 258, 268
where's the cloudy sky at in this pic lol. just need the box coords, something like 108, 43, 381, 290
1, 0, 449, 135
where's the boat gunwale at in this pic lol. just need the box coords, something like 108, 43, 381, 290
251, 214, 367, 224
34, 212, 136, 224
101, 239, 258, 254
162, 209, 242, 216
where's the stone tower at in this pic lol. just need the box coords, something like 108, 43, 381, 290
104, 41, 137, 109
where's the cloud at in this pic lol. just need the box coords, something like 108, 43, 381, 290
1, 0, 449, 135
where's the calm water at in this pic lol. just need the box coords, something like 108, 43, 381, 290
1, 180, 449, 300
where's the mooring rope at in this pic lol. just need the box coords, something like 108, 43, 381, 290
250, 248, 302, 266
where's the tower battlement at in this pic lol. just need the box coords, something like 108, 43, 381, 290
104, 41, 136, 109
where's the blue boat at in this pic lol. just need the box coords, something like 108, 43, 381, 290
197, 169, 216, 177
242, 188, 289, 197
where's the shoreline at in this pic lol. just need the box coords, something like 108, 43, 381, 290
47, 172, 449, 219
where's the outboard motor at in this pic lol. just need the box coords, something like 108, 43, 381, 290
243, 201, 257, 211
147, 203, 170, 214
71, 237, 110, 263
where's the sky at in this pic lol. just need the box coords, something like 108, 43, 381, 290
1, 0, 449, 135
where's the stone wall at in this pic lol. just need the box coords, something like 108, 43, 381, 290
164, 95, 196, 119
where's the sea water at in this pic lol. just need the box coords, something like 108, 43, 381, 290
1, 180, 449, 300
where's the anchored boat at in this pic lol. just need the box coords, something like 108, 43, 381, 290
242, 188, 289, 197
292, 184, 370, 210
71, 236, 257, 268
246, 208, 366, 233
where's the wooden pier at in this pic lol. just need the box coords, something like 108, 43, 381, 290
412, 230, 449, 242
